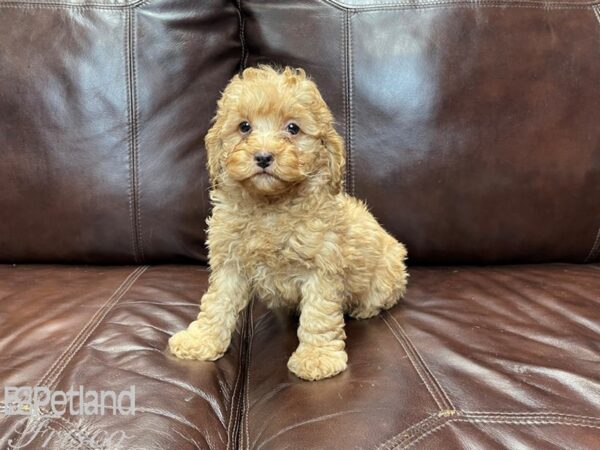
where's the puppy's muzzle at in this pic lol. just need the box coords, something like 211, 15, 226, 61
254, 151, 273, 169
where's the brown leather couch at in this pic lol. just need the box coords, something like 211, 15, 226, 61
1, 0, 599, 448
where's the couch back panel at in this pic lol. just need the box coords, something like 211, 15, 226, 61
243, 0, 600, 264
0, 0, 240, 263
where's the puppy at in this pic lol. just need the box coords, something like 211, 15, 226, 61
169, 66, 408, 381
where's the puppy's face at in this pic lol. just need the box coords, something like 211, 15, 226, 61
205, 66, 345, 197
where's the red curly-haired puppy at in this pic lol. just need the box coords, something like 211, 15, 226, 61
169, 66, 408, 381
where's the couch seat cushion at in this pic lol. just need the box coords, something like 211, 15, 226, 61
0, 264, 598, 449
0, 265, 246, 449
240, 264, 600, 449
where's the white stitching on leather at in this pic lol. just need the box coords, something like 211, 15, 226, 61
384, 312, 455, 410
342, 9, 350, 193
125, 7, 144, 263
594, 3, 600, 21
381, 314, 447, 410
468, 411, 600, 420
131, 8, 144, 263
320, 0, 600, 11
36, 266, 147, 388
10, 266, 148, 449
377, 411, 600, 449
348, 11, 356, 195
244, 299, 255, 450
400, 412, 600, 449
226, 310, 247, 450
45, 266, 148, 388
0, 0, 151, 9
377, 413, 449, 449
387, 313, 455, 410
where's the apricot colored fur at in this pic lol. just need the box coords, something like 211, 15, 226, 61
169, 66, 408, 381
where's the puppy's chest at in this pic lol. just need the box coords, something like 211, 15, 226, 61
234, 214, 318, 304
212, 205, 340, 302
235, 214, 318, 270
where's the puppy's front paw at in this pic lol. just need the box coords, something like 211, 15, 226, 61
287, 344, 348, 381
168, 327, 228, 361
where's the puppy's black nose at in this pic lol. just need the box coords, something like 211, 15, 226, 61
254, 152, 273, 169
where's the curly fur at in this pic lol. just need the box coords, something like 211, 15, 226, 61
169, 66, 408, 381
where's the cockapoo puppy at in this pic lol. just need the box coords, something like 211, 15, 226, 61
169, 66, 408, 381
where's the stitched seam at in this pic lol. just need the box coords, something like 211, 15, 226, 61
400, 419, 451, 450
124, 10, 138, 263
461, 412, 600, 424
0, 0, 596, 9
243, 299, 255, 450
341, 9, 349, 193
342, 10, 356, 195
383, 313, 454, 410
459, 418, 600, 426
381, 314, 446, 410
377, 413, 450, 450
402, 418, 600, 449
16, 266, 146, 423
462, 412, 600, 424
466, 411, 600, 420
41, 266, 148, 388
236, 0, 248, 71
35, 266, 146, 388
386, 313, 455, 410
11, 266, 148, 449
228, 300, 253, 450
0, 0, 152, 9
320, 0, 600, 10
377, 411, 600, 449
131, 8, 144, 263
226, 308, 247, 450
346, 12, 354, 195
344, 3, 599, 9
125, 9, 144, 263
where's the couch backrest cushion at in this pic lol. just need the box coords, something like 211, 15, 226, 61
0, 0, 240, 263
243, 0, 600, 264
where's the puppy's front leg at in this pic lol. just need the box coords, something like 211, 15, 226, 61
288, 273, 347, 381
169, 265, 249, 361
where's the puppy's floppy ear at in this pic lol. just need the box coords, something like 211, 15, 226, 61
205, 74, 242, 186
302, 76, 346, 193
204, 112, 225, 187
323, 124, 346, 194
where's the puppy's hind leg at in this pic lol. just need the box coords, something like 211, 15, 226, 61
348, 240, 408, 320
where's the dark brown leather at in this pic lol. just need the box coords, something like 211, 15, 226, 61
243, 0, 600, 264
0, 265, 247, 449
2, 2, 600, 449
0, 0, 241, 264
0, 264, 598, 448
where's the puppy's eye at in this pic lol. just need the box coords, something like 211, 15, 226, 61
286, 123, 300, 135
239, 121, 252, 134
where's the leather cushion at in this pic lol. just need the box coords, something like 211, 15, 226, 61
1, 263, 598, 448
243, 0, 600, 264
0, 265, 246, 449
0, 0, 241, 264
